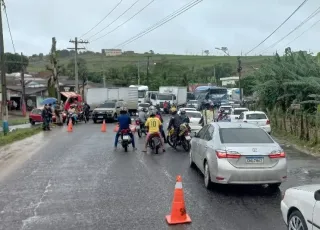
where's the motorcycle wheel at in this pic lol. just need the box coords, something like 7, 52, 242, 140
138, 129, 142, 138
182, 139, 191, 152
155, 145, 159, 154
124, 146, 128, 152
167, 136, 174, 147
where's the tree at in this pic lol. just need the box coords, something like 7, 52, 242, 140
47, 37, 60, 102
5, 53, 28, 73
204, 50, 209, 56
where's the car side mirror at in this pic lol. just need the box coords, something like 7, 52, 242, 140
116, 106, 120, 109
315, 190, 320, 201
235, 117, 239, 119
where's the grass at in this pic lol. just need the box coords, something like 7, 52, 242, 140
272, 128, 320, 156
0, 127, 42, 147
0, 118, 29, 126
28, 53, 272, 76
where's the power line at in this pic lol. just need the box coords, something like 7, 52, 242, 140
260, 6, 320, 54
245, 0, 308, 55
79, 0, 123, 38
114, 0, 203, 48
91, 0, 156, 43
284, 18, 320, 47
87, 0, 141, 41
2, 0, 15, 53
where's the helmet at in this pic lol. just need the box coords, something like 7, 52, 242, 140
149, 110, 156, 117
180, 109, 186, 115
120, 106, 128, 114
170, 107, 177, 113
149, 105, 155, 111
142, 108, 148, 112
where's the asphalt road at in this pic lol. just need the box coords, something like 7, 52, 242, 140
0, 116, 320, 230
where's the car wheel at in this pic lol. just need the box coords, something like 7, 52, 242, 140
268, 183, 281, 189
204, 161, 212, 189
113, 113, 117, 122
93, 119, 97, 124
189, 151, 196, 168
288, 210, 308, 230
30, 120, 35, 125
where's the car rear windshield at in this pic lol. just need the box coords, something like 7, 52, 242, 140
246, 113, 267, 120
219, 128, 274, 143
158, 94, 172, 100
186, 111, 202, 118
99, 103, 115, 108
139, 103, 149, 107
234, 109, 248, 115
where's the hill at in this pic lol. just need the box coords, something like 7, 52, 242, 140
27, 53, 271, 76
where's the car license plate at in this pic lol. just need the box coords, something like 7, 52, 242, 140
98, 116, 103, 118
246, 157, 264, 164
185, 136, 191, 140
123, 136, 129, 140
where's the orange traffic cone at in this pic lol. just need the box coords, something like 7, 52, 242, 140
101, 120, 106, 132
165, 175, 192, 225
67, 119, 73, 132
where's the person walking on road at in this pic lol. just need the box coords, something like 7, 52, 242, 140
42, 104, 51, 131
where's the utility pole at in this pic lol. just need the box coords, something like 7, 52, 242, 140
0, 1, 8, 126
146, 56, 151, 86
137, 61, 140, 85
237, 56, 242, 101
101, 55, 106, 87
20, 52, 26, 117
68, 37, 89, 93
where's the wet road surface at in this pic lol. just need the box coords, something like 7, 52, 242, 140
0, 116, 320, 230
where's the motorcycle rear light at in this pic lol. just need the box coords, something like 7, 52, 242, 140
216, 150, 241, 159
266, 120, 270, 125
269, 151, 285, 158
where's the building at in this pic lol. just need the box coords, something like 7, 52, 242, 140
220, 76, 239, 86
101, 49, 122, 56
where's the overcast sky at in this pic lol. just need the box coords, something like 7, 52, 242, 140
3, 0, 320, 56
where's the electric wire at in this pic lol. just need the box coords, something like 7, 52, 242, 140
260, 6, 320, 54
87, 0, 141, 41
90, 0, 156, 43
114, 0, 202, 48
245, 0, 308, 55
2, 0, 16, 53
79, 0, 123, 38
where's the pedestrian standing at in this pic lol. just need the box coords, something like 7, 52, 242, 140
41, 104, 50, 131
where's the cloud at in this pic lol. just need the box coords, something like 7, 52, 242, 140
3, 0, 320, 56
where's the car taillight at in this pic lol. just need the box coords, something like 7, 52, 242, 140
266, 120, 270, 125
216, 150, 241, 159
269, 151, 286, 158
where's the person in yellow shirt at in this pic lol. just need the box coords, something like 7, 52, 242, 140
143, 110, 165, 153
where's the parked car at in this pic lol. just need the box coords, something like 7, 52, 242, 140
189, 122, 287, 189
236, 111, 271, 134
178, 107, 197, 115
138, 103, 150, 111
281, 184, 320, 230
29, 108, 67, 125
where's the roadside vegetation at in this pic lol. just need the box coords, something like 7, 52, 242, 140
243, 48, 320, 153
0, 118, 29, 126
0, 127, 42, 147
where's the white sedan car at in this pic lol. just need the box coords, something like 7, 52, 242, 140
230, 107, 249, 122
185, 110, 202, 132
281, 184, 320, 230
237, 111, 271, 134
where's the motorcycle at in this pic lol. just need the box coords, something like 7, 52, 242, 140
77, 111, 87, 123
148, 132, 162, 154
167, 123, 191, 151
67, 112, 76, 125
135, 118, 147, 138
217, 112, 231, 122
119, 129, 132, 152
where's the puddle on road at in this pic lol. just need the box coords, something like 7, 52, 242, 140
0, 131, 50, 181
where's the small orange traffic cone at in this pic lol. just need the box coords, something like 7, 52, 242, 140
165, 175, 192, 225
101, 120, 106, 132
67, 119, 73, 132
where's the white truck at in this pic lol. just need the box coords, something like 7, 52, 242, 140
129, 85, 149, 103
86, 87, 138, 114
159, 86, 187, 107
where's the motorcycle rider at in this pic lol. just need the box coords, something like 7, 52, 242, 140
138, 108, 148, 124
167, 107, 182, 147
68, 104, 78, 122
155, 110, 167, 143
114, 107, 136, 150
179, 109, 190, 123
143, 110, 165, 153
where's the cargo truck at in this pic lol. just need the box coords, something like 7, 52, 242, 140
86, 87, 138, 115
152, 86, 187, 110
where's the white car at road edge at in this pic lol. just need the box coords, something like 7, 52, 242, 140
281, 184, 320, 230
237, 111, 271, 134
